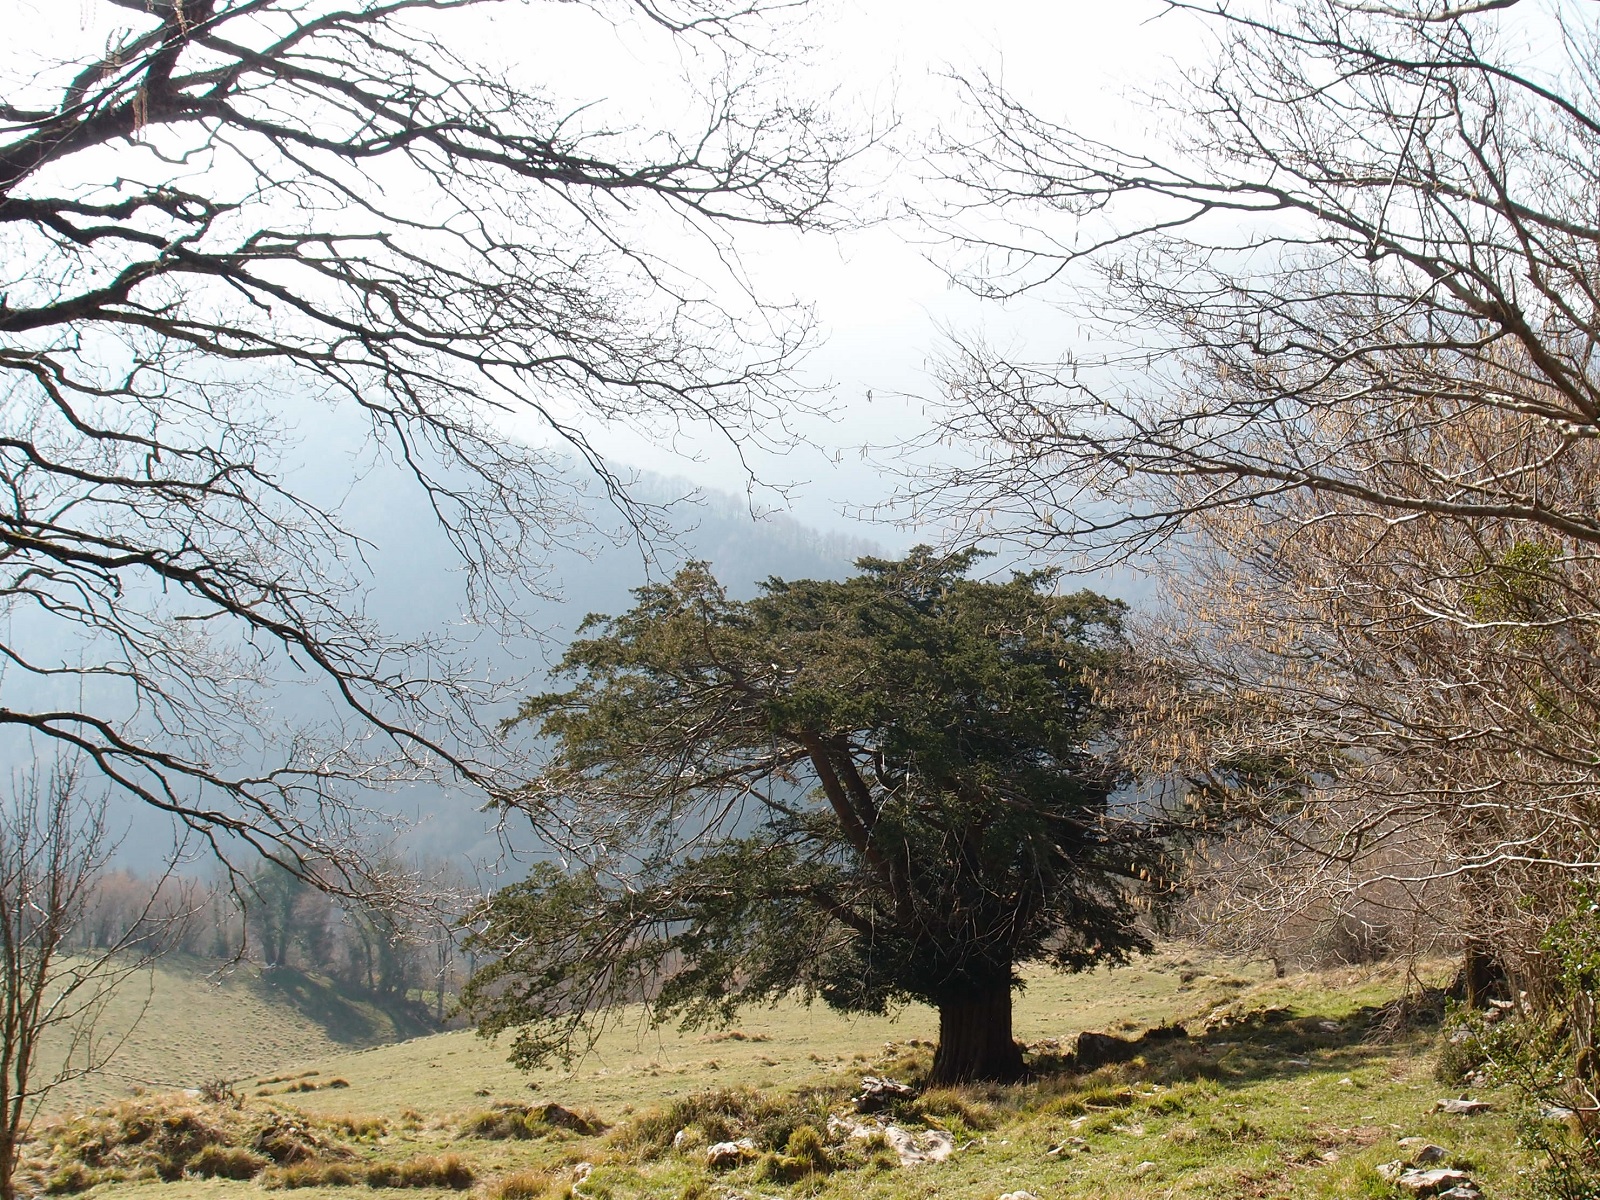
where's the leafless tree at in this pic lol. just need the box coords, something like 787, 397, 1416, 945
0, 764, 181, 1200
913, 0, 1600, 984
0, 0, 851, 892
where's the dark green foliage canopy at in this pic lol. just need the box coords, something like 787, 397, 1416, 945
460, 548, 1156, 1068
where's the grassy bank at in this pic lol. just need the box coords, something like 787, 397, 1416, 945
20, 947, 1539, 1200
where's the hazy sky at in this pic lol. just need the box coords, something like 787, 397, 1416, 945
14, 0, 1199, 549
473, 0, 1201, 546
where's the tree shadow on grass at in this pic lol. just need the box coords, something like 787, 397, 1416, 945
1030, 992, 1445, 1093
246, 966, 439, 1047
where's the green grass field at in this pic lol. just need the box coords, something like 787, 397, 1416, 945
22, 947, 1541, 1200
34, 955, 438, 1113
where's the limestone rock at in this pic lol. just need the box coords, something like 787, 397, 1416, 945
1047, 1137, 1090, 1157
826, 1115, 954, 1166
1396, 1168, 1474, 1195
855, 1076, 918, 1113
1434, 1098, 1492, 1116
706, 1139, 757, 1169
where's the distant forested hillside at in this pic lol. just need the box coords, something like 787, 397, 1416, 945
94, 445, 879, 868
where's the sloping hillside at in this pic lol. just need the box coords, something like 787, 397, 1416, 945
266, 947, 1275, 1121
27, 948, 1532, 1200
37, 954, 438, 1115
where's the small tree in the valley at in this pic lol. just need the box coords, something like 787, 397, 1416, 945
460, 549, 1156, 1084
0, 766, 175, 1200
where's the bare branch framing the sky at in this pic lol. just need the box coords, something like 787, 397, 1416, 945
0, 0, 853, 890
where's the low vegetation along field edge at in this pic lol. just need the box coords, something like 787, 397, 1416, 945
16, 956, 1552, 1200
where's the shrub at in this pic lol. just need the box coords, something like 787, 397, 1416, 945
613, 1088, 782, 1158
262, 1161, 360, 1189
408, 1154, 476, 1189
784, 1125, 830, 1171
458, 1109, 534, 1140
326, 1115, 389, 1140
253, 1115, 337, 1164
364, 1162, 402, 1188
43, 1164, 96, 1194
188, 1144, 268, 1180
43, 1098, 232, 1180
198, 1079, 242, 1107
368, 1154, 476, 1190
912, 1088, 997, 1131
487, 1169, 553, 1200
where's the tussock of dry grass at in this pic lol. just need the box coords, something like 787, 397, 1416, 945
24, 1092, 386, 1193
612, 1085, 847, 1160
485, 1168, 569, 1200
363, 1153, 475, 1189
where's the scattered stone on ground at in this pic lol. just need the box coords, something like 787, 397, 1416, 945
571, 1163, 593, 1185
1541, 1104, 1577, 1122
1378, 1149, 1482, 1199
998, 1191, 1041, 1200
1133, 1161, 1157, 1177
1434, 1099, 1493, 1116
706, 1139, 758, 1169
1396, 1168, 1476, 1196
827, 1115, 955, 1166
1047, 1137, 1090, 1157
855, 1076, 918, 1112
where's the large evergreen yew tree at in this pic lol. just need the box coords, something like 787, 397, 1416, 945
461, 549, 1156, 1083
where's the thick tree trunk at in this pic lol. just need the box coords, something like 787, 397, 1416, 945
930, 982, 1025, 1084
1447, 937, 1507, 1009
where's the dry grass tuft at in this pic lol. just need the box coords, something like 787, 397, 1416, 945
186, 1143, 268, 1180
388, 1153, 476, 1189
614, 1085, 845, 1160
262, 1161, 360, 1189
484, 1168, 559, 1200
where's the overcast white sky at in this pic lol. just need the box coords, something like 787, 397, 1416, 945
15, 0, 1201, 551
472, 0, 1203, 546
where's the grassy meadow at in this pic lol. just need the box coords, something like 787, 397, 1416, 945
22, 947, 1539, 1200
34, 955, 438, 1114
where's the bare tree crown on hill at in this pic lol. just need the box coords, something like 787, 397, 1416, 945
0, 0, 850, 892
0, 766, 182, 1200
913, 0, 1600, 987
